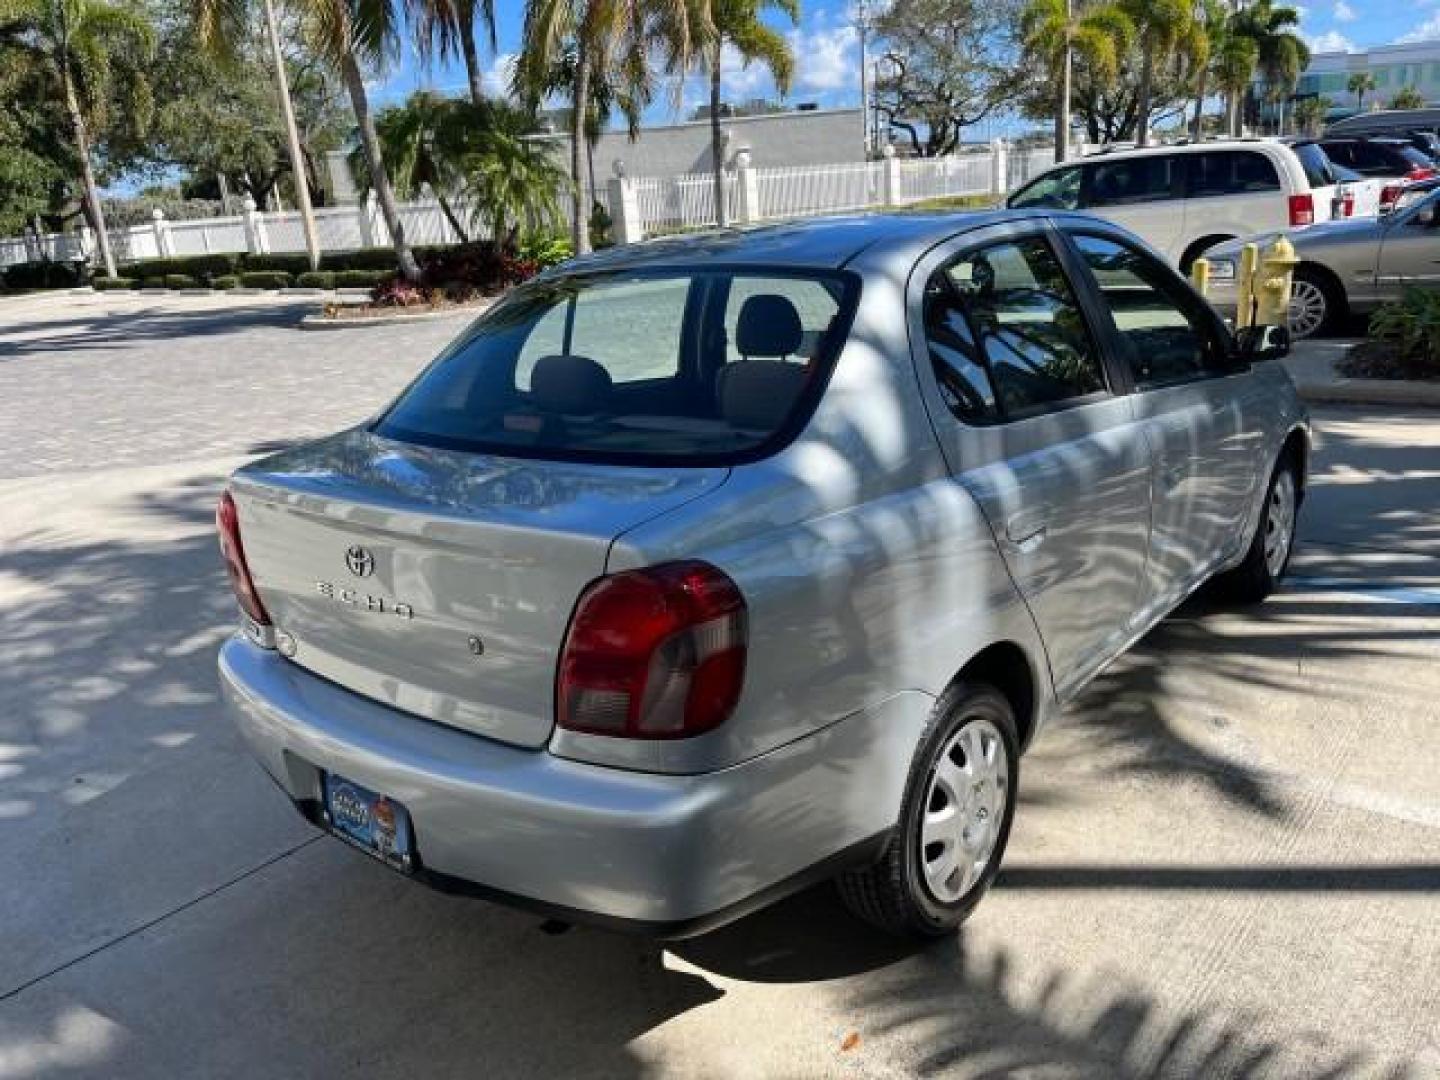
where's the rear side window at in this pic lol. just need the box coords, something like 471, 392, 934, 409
927, 237, 1107, 421
374, 269, 856, 465
1086, 156, 1176, 207
1187, 151, 1282, 197
1009, 166, 1082, 210
1289, 144, 1337, 189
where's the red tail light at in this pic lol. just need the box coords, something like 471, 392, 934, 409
557, 561, 747, 739
1342, 191, 1356, 217
1288, 193, 1315, 227
217, 491, 272, 627
1381, 184, 1402, 208
1407, 166, 1436, 181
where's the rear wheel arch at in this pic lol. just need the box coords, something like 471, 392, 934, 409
948, 641, 1039, 752
1180, 234, 1238, 273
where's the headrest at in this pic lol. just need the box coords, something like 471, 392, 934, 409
530, 354, 612, 414
735, 294, 804, 357
718, 360, 808, 431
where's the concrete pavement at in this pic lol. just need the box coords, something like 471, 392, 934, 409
1, 292, 1438, 1078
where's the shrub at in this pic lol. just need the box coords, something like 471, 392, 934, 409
165, 274, 200, 289
212, 274, 239, 290
122, 254, 238, 281
140, 278, 170, 290
238, 247, 403, 276
1340, 288, 1440, 380
237, 253, 317, 277
238, 271, 293, 289
92, 276, 136, 291
334, 269, 389, 288
517, 234, 573, 269
370, 277, 431, 307
295, 271, 336, 289
2, 261, 83, 290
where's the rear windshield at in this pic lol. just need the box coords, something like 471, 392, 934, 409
372, 268, 858, 466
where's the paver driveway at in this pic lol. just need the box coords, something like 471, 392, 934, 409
1, 292, 1437, 1078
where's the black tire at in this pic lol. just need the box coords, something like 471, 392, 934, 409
836, 683, 1019, 938
1221, 453, 1300, 603
1289, 266, 1344, 340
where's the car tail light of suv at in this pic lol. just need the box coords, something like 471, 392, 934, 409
1288, 193, 1315, 227
557, 561, 747, 739
1407, 165, 1437, 182
217, 490, 273, 631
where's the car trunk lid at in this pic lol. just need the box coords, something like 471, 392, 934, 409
231, 429, 728, 748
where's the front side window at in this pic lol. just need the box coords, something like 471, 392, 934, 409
1009, 166, 1082, 210
934, 237, 1107, 419
1086, 156, 1176, 207
1071, 233, 1221, 388
375, 269, 855, 464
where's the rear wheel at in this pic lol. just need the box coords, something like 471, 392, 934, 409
1288, 267, 1342, 339
1222, 455, 1299, 602
837, 683, 1018, 938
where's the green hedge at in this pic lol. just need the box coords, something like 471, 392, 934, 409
2, 261, 84, 290
93, 276, 137, 291
140, 278, 170, 291
165, 274, 200, 289
334, 269, 390, 288
295, 271, 335, 289
212, 275, 239, 290
238, 271, 293, 289
120, 254, 238, 281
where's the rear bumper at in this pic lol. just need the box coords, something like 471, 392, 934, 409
218, 635, 930, 935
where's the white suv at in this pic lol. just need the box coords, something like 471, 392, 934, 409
1007, 140, 1359, 270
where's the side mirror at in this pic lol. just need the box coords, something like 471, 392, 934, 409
1234, 323, 1291, 364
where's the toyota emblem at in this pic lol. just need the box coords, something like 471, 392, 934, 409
345, 545, 375, 578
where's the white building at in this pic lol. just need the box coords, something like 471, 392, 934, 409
1296, 40, 1440, 115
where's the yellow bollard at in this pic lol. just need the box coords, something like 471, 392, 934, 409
1236, 243, 1259, 329
1254, 235, 1300, 329
1190, 257, 1211, 297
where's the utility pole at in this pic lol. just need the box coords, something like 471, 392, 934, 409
858, 0, 870, 157
261, 0, 322, 270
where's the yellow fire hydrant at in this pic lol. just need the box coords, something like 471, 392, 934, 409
1253, 235, 1299, 329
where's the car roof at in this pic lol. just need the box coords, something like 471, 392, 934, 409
548, 210, 1057, 274
1075, 139, 1289, 162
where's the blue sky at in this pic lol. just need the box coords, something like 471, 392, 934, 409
369, 1, 1440, 127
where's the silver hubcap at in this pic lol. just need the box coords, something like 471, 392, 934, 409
919, 717, 1009, 904
1288, 280, 1327, 339
1265, 470, 1297, 578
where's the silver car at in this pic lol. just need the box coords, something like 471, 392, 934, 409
217, 212, 1309, 939
1205, 185, 1440, 339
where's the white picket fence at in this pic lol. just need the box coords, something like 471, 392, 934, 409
1, 141, 1064, 270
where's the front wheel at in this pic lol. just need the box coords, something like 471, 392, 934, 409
1222, 456, 1299, 602
837, 684, 1019, 938
1288, 268, 1341, 340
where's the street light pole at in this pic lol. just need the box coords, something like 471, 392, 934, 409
858, 0, 869, 157
261, 0, 322, 270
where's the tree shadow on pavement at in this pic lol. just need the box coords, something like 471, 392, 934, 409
0, 303, 311, 361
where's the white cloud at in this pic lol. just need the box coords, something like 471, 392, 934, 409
1333, 0, 1356, 22
791, 24, 859, 95
483, 53, 518, 99
1306, 30, 1356, 52
1396, 14, 1440, 43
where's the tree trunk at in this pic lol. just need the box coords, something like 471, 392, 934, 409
436, 192, 470, 243
1055, 27, 1072, 163
570, 47, 592, 255
710, 44, 726, 228
460, 23, 486, 109
61, 71, 115, 279
262, 0, 321, 270
586, 133, 597, 222
1191, 67, 1208, 141
1135, 48, 1154, 147
339, 48, 421, 281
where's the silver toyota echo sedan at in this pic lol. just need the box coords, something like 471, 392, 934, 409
217, 212, 1309, 939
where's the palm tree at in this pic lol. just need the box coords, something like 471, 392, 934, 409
1189, 0, 1227, 140
1021, 0, 1134, 162
408, 0, 496, 108
694, 0, 796, 227
1293, 94, 1329, 136
1391, 85, 1426, 110
1212, 19, 1258, 135
1230, 0, 1308, 135
1347, 71, 1375, 113
1121, 0, 1192, 147
464, 97, 568, 244
516, 0, 706, 256
197, 0, 423, 281
349, 91, 474, 240
0, 0, 155, 278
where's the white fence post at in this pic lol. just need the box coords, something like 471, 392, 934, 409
882, 145, 902, 207
608, 165, 644, 245
151, 209, 173, 258
991, 139, 1008, 196
242, 197, 270, 254
734, 148, 759, 224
